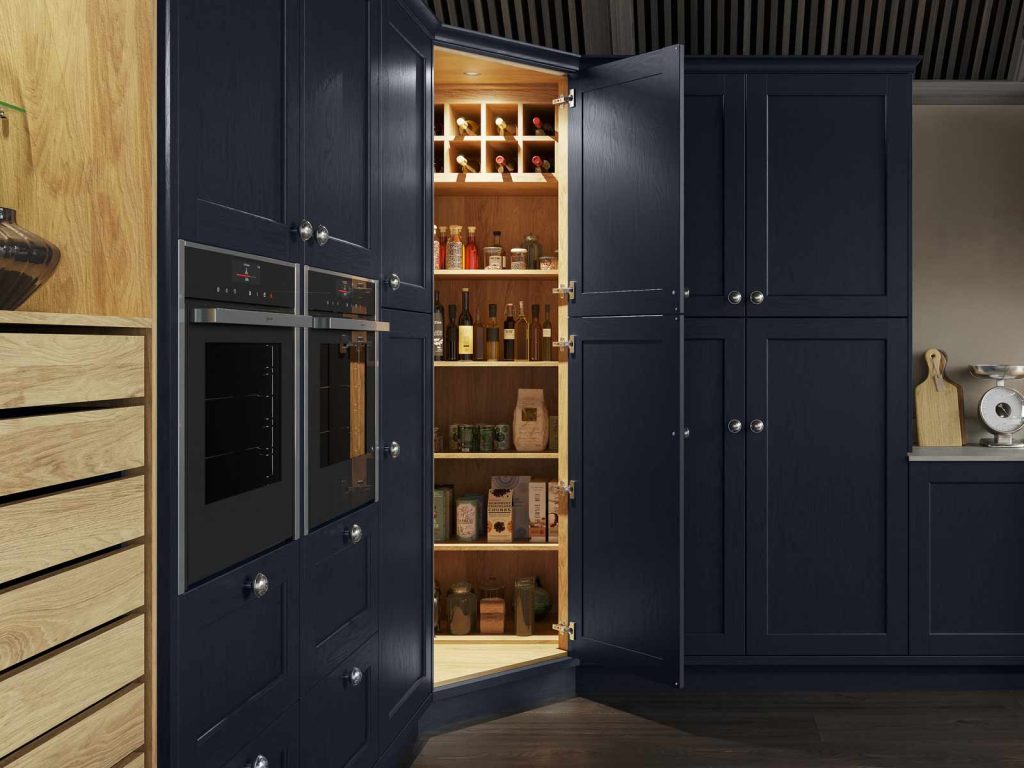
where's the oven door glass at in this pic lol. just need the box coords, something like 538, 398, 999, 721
308, 328, 377, 530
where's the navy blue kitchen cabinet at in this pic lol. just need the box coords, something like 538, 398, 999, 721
176, 0, 302, 262
379, 0, 434, 314
910, 463, 1024, 657
378, 307, 433, 749
220, 706, 300, 768
684, 319, 745, 656
746, 319, 908, 655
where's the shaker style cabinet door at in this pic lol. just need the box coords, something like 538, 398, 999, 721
301, 0, 380, 279
568, 46, 684, 317
379, 0, 433, 313
684, 74, 745, 318
745, 319, 908, 655
569, 315, 683, 685
684, 319, 745, 656
177, 0, 302, 262
745, 73, 911, 317
378, 309, 433, 749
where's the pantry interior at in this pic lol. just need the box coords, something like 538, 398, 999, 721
431, 47, 572, 686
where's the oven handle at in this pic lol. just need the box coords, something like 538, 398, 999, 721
310, 317, 391, 333
191, 307, 312, 328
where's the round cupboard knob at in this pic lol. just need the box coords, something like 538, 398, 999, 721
749, 290, 765, 305
315, 225, 330, 246
728, 419, 743, 434
345, 667, 364, 687
296, 220, 313, 242
749, 419, 765, 434
727, 290, 743, 305
248, 756, 269, 768
346, 524, 364, 543
246, 572, 270, 598
387, 273, 401, 291
385, 441, 400, 459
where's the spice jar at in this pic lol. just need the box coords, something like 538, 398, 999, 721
539, 254, 558, 271
514, 577, 536, 636
510, 247, 528, 270
483, 230, 505, 270
447, 581, 478, 635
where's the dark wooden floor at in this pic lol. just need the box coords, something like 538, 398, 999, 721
414, 691, 1024, 767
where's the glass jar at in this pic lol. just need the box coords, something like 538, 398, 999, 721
445, 225, 464, 270
484, 230, 505, 270
479, 577, 506, 635
510, 247, 528, 270
514, 577, 536, 636
522, 232, 543, 270
446, 581, 478, 635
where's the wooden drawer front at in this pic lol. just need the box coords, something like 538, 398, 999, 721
0, 406, 145, 497
0, 333, 145, 410
218, 706, 298, 768
180, 542, 299, 768
0, 477, 144, 584
301, 505, 378, 688
0, 682, 143, 768
0, 546, 144, 671
300, 635, 378, 768
0, 615, 144, 758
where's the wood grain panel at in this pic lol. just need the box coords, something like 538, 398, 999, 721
0, 547, 144, 672
0, 683, 143, 768
433, 636, 565, 686
0, 334, 144, 409
0, 0, 154, 317
0, 406, 144, 497
0, 312, 150, 329
0, 615, 144, 758
113, 754, 144, 768
0, 477, 144, 584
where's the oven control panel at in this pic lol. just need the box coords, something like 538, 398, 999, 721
307, 269, 376, 317
183, 244, 296, 309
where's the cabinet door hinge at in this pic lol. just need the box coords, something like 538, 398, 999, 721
552, 89, 575, 108
555, 479, 575, 500
552, 620, 576, 641
552, 335, 575, 356
551, 280, 576, 301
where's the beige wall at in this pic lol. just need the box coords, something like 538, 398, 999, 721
913, 105, 1024, 444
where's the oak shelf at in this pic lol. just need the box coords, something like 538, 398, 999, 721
434, 541, 559, 551
434, 452, 557, 460
434, 172, 557, 196
434, 360, 558, 368
433, 269, 557, 280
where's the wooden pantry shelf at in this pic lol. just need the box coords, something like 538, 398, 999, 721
434, 360, 558, 368
435, 452, 557, 460
434, 172, 557, 196
434, 635, 566, 687
434, 269, 557, 280
434, 541, 559, 551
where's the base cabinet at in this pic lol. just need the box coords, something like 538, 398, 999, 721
220, 706, 300, 768
910, 463, 1024, 657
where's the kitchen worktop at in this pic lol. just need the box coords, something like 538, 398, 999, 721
909, 446, 1024, 461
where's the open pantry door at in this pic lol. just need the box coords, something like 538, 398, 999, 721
565, 47, 684, 687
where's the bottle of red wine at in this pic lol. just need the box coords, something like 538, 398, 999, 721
531, 116, 554, 135
494, 155, 515, 174
445, 304, 459, 361
502, 303, 516, 360
541, 304, 553, 361
531, 154, 552, 173
457, 288, 473, 360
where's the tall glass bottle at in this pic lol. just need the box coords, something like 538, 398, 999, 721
432, 225, 440, 271
446, 225, 464, 270
485, 304, 500, 361
438, 225, 448, 268
529, 304, 542, 361
541, 304, 553, 361
445, 304, 459, 361
473, 303, 485, 361
514, 300, 529, 361
502, 303, 516, 360
432, 290, 444, 361
457, 288, 473, 360
464, 226, 479, 270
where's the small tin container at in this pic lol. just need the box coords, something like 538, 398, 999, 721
478, 424, 495, 452
494, 423, 511, 451
539, 254, 558, 271
459, 423, 477, 452
510, 247, 528, 270
447, 424, 461, 452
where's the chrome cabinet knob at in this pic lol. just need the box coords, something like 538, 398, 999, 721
247, 756, 269, 768
315, 225, 330, 246
749, 419, 765, 434
683, 288, 690, 299
749, 290, 765, 305
728, 419, 743, 433
296, 219, 313, 242
345, 524, 364, 543
727, 290, 743, 305
345, 666, 364, 687
683, 427, 690, 439
387, 273, 401, 291
246, 572, 270, 598
384, 441, 400, 459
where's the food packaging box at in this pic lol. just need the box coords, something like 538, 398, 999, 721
454, 496, 482, 542
486, 488, 513, 542
546, 480, 561, 543
528, 480, 548, 542
491, 475, 530, 540
433, 485, 453, 542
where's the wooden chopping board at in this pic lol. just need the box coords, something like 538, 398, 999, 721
915, 348, 965, 446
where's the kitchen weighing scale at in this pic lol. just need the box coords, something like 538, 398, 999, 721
969, 364, 1024, 448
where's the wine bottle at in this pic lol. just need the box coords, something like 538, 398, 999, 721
432, 291, 444, 361
455, 116, 478, 136
485, 304, 500, 361
445, 304, 459, 361
473, 303, 485, 361
494, 116, 515, 137
458, 288, 473, 361
456, 154, 477, 173
541, 304, 553, 361
514, 300, 529, 361
502, 303, 516, 360
531, 115, 554, 135
529, 304, 542, 362
530, 155, 552, 173
494, 155, 515, 174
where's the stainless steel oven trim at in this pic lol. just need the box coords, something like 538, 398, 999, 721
176, 239, 301, 594
310, 316, 390, 332
303, 266, 385, 535
192, 307, 312, 327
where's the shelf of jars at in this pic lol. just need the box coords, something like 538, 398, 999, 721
434, 542, 559, 552
434, 360, 558, 368
434, 452, 557, 460
433, 269, 556, 280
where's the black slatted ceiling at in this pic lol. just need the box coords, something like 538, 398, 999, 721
427, 0, 1024, 79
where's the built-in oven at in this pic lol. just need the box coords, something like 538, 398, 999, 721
305, 267, 389, 532
179, 242, 305, 590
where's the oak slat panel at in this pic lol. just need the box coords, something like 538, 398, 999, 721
0, 683, 143, 768
0, 547, 144, 672
113, 753, 144, 768
0, 406, 144, 497
0, 334, 144, 409
0, 313, 150, 330
0, 477, 144, 584
0, 616, 144, 758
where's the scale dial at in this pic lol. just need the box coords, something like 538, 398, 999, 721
979, 385, 1024, 436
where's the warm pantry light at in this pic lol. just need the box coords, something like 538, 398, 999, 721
463, 70, 481, 76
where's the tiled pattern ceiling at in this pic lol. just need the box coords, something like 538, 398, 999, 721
427, 0, 1024, 79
